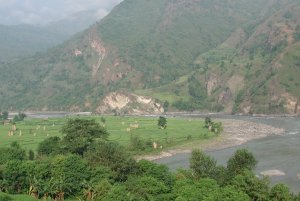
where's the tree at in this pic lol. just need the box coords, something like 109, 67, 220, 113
102, 185, 131, 201
100, 117, 106, 125
1, 111, 8, 120
2, 160, 29, 193
0, 142, 26, 165
125, 176, 170, 201
190, 149, 217, 179
84, 141, 138, 182
50, 154, 89, 198
269, 183, 293, 201
205, 185, 250, 201
37, 136, 62, 156
12, 112, 26, 122
231, 170, 270, 201
227, 149, 257, 176
204, 117, 212, 128
204, 117, 223, 134
158, 116, 167, 129
163, 101, 169, 113
28, 150, 35, 160
173, 178, 219, 201
137, 160, 174, 187
62, 119, 108, 155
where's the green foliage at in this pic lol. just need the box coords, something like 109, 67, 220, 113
137, 160, 174, 187
0, 139, 297, 201
205, 185, 250, 201
50, 154, 89, 196
173, 178, 219, 201
190, 149, 217, 179
126, 176, 170, 201
204, 117, 212, 128
84, 141, 138, 182
101, 185, 131, 201
0, 193, 12, 201
129, 135, 152, 152
100, 117, 106, 124
37, 136, 62, 156
204, 117, 223, 135
227, 149, 257, 177
28, 150, 34, 160
269, 183, 293, 201
158, 116, 167, 129
12, 113, 26, 122
0, 0, 294, 114
0, 142, 26, 165
2, 160, 29, 193
188, 75, 207, 100
163, 101, 169, 113
232, 90, 246, 114
62, 119, 108, 155
0, 112, 8, 121
231, 171, 270, 201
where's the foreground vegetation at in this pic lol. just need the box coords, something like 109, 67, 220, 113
0, 116, 216, 152
0, 118, 298, 200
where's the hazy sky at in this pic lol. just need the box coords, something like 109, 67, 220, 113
0, 0, 123, 25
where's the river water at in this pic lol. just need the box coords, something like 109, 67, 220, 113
155, 115, 300, 192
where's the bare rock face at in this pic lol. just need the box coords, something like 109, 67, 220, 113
206, 73, 219, 96
228, 75, 244, 95
96, 92, 164, 114
283, 93, 299, 114
218, 88, 232, 105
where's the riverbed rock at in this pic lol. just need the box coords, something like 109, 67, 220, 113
260, 170, 286, 177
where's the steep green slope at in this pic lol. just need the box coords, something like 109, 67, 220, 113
136, 0, 300, 114
0, 0, 299, 114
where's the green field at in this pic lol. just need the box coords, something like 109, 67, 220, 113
0, 116, 215, 152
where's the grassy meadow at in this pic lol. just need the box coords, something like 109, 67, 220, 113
0, 116, 215, 152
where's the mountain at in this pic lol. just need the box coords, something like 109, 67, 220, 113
0, 0, 299, 114
46, 9, 104, 36
0, 24, 68, 62
0, 10, 102, 62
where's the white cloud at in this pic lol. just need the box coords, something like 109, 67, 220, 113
0, 0, 123, 25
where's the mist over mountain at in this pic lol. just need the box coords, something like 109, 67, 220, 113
0, 3, 121, 61
0, 0, 299, 114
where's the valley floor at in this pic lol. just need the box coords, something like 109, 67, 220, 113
137, 119, 285, 161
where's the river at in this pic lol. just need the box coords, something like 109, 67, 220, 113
155, 115, 300, 192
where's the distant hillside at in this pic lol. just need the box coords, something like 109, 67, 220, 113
0, 24, 68, 62
0, 0, 299, 115
0, 10, 102, 62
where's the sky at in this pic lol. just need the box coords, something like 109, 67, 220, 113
0, 0, 124, 25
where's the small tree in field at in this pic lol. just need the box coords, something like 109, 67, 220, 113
158, 116, 167, 129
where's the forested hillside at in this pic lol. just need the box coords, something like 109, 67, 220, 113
0, 0, 299, 114
0, 10, 101, 62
